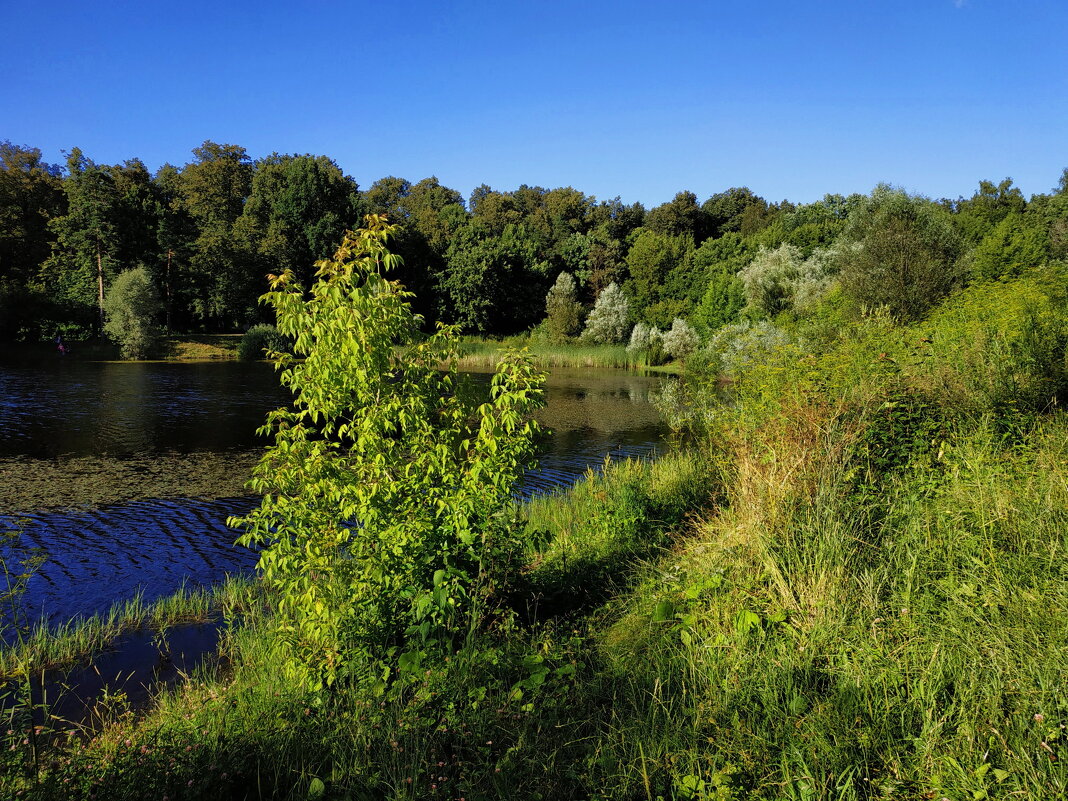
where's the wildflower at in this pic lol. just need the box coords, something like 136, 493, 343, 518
1035, 713, 1046, 722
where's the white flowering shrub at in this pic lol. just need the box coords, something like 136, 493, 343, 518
706, 320, 795, 377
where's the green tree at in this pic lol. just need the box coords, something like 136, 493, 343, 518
840, 186, 963, 322
702, 187, 769, 238
238, 153, 361, 290
624, 228, 694, 323
543, 271, 583, 343
692, 263, 745, 335
152, 164, 198, 331
646, 190, 709, 242
0, 142, 65, 339
103, 266, 162, 358
440, 222, 548, 334
41, 148, 125, 331
178, 141, 255, 329
232, 216, 545, 688
970, 212, 1049, 280
953, 178, 1026, 244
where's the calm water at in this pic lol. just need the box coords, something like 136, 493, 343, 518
1, 360, 668, 624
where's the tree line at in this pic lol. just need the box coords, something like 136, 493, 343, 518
1, 138, 1066, 344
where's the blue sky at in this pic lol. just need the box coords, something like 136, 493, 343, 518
4, 0, 1066, 206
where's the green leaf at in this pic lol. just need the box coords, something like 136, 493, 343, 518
653, 599, 676, 622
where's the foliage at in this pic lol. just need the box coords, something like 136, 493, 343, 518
543, 270, 583, 343
103, 266, 162, 358
661, 317, 701, 360
177, 141, 257, 329
625, 228, 694, 319
693, 259, 746, 335
580, 281, 630, 343
236, 153, 361, 290
738, 243, 840, 318
970, 211, 1049, 280
232, 216, 545, 689
237, 323, 290, 361
704, 319, 796, 380
626, 321, 661, 353
839, 185, 964, 321
909, 267, 1068, 414
439, 221, 549, 333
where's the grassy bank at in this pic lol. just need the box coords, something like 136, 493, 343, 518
0, 335, 240, 363
4, 409, 1066, 800
4, 273, 1067, 799
3, 410, 1068, 798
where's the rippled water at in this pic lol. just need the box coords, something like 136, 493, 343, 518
1, 360, 668, 624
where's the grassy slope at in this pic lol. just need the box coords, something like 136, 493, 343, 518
4, 275, 1067, 800
6, 415, 1066, 800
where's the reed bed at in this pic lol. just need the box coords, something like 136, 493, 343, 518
456, 337, 645, 370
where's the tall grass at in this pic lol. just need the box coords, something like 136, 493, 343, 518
6, 275, 1067, 799
457, 336, 646, 370
0, 577, 252, 679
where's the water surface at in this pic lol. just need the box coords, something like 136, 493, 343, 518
1, 360, 668, 624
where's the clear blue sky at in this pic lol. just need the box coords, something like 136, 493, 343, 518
4, 0, 1066, 207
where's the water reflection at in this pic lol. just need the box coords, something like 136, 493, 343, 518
1, 361, 667, 623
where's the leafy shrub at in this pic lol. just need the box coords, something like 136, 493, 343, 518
237, 323, 290, 361
581, 281, 630, 343
705, 320, 794, 378
232, 216, 546, 690
692, 263, 745, 335
910, 268, 1068, 414
839, 185, 963, 321
970, 212, 1049, 281
661, 318, 700, 360
543, 271, 583, 343
103, 266, 161, 359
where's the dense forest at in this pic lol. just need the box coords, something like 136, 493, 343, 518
3, 139, 1067, 346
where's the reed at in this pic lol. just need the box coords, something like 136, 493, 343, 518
457, 336, 647, 370
0, 577, 253, 680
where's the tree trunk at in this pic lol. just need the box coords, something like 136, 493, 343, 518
166, 248, 173, 331
97, 239, 105, 329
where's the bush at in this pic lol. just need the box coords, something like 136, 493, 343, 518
231, 216, 545, 690
705, 320, 796, 379
970, 212, 1050, 281
581, 282, 630, 343
911, 268, 1068, 414
237, 323, 290, 361
543, 271, 584, 343
661, 318, 700, 360
839, 185, 963, 321
626, 322, 661, 353
103, 267, 161, 359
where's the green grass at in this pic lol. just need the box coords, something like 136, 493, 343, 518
457, 336, 654, 370
0, 577, 253, 680
5, 397, 1068, 799
163, 334, 241, 361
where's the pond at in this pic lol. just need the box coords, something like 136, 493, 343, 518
0, 359, 669, 625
